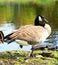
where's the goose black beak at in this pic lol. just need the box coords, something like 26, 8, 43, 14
44, 18, 48, 22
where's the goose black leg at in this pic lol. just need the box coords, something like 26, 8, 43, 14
24, 46, 34, 60
30, 46, 34, 57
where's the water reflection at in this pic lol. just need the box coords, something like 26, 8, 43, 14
0, 23, 15, 35
0, 23, 58, 52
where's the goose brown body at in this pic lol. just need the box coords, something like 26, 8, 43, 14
8, 25, 51, 45
0, 31, 4, 43
4, 15, 51, 57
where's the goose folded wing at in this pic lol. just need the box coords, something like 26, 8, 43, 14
4, 25, 48, 44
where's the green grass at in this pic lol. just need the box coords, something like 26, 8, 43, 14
0, 50, 58, 65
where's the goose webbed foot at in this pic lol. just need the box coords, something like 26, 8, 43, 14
30, 52, 35, 57
20, 45, 23, 48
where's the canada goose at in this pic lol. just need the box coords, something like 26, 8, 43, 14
0, 31, 4, 43
4, 15, 51, 56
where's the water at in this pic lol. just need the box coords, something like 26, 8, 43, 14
0, 23, 31, 52
0, 23, 58, 52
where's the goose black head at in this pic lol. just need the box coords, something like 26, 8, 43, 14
34, 15, 48, 27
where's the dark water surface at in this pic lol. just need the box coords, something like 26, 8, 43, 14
0, 23, 58, 52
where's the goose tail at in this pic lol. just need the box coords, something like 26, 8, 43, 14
0, 31, 4, 43
4, 32, 15, 44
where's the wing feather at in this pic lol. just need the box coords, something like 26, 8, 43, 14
9, 25, 48, 43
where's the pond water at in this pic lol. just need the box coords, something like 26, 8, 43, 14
0, 23, 58, 52
0, 23, 31, 52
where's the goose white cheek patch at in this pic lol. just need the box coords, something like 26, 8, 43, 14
39, 16, 42, 21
